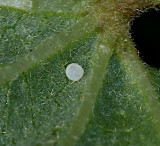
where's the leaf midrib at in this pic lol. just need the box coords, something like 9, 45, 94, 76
0, 13, 99, 85
59, 33, 114, 146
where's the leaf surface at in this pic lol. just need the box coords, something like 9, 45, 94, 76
1, 0, 160, 145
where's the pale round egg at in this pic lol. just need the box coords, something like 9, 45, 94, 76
65, 63, 84, 81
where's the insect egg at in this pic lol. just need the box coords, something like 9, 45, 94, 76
65, 63, 84, 81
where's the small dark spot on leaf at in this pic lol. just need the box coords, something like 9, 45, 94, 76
80, 94, 84, 99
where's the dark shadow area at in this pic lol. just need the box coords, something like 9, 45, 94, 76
130, 6, 160, 69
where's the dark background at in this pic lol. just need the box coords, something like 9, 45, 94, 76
130, 7, 160, 69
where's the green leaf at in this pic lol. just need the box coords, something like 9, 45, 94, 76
1, 0, 160, 145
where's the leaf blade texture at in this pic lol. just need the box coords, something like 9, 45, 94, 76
1, 0, 160, 145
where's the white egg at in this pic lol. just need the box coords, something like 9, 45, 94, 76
66, 63, 84, 81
